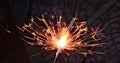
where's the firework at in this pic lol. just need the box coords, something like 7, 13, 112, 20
18, 14, 105, 63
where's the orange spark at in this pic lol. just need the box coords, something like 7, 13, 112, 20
18, 14, 105, 63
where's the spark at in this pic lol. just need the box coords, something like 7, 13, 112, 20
18, 14, 105, 63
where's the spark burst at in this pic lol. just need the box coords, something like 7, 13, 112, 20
18, 14, 105, 63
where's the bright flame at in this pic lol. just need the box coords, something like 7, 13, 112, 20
56, 36, 67, 48
56, 32, 68, 48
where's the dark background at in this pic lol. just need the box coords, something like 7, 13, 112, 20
0, 0, 120, 63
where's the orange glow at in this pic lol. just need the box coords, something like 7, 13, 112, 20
56, 36, 67, 48
55, 28, 69, 48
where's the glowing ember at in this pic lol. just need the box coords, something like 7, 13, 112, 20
56, 35, 67, 48
18, 14, 105, 63
54, 28, 69, 49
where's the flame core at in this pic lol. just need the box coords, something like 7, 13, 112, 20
56, 35, 68, 48
18, 14, 105, 63
54, 28, 69, 49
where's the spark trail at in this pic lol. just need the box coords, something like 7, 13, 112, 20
18, 14, 105, 63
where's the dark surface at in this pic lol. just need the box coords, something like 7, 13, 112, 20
0, 0, 120, 63
0, 0, 31, 63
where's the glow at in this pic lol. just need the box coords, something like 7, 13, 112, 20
56, 34, 68, 48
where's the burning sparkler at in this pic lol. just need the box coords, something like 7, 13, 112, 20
18, 14, 105, 63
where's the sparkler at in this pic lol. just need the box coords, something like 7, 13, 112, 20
18, 14, 105, 63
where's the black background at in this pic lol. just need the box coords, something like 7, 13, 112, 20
0, 0, 120, 63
